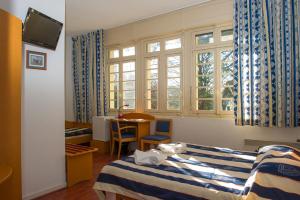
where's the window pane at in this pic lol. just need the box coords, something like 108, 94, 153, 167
221, 29, 233, 41
196, 32, 214, 45
123, 47, 135, 57
197, 88, 214, 98
146, 69, 158, 79
167, 78, 180, 89
123, 81, 135, 90
196, 64, 214, 75
123, 99, 135, 109
167, 56, 180, 67
167, 88, 180, 99
123, 72, 135, 81
110, 73, 119, 82
197, 100, 214, 110
222, 73, 233, 86
222, 100, 234, 111
167, 100, 180, 110
123, 91, 135, 99
222, 87, 233, 98
197, 76, 214, 87
197, 52, 214, 64
146, 58, 158, 69
110, 82, 119, 91
109, 64, 119, 73
168, 67, 180, 78
123, 62, 135, 72
146, 100, 158, 110
146, 89, 158, 99
147, 42, 160, 52
221, 50, 233, 63
110, 100, 118, 109
109, 50, 119, 59
165, 38, 181, 50
146, 80, 158, 90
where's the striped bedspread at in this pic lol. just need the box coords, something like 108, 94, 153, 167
94, 143, 257, 200
64, 128, 92, 138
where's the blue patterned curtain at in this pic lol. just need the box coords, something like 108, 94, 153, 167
234, 0, 300, 127
72, 30, 107, 123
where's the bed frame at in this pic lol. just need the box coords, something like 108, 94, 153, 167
65, 121, 93, 145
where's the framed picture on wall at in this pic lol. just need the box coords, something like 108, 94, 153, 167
26, 50, 47, 70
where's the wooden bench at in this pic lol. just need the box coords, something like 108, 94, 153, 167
65, 144, 98, 187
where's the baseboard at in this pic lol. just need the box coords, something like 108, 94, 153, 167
22, 182, 66, 200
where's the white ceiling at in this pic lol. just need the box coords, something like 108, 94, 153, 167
66, 0, 210, 34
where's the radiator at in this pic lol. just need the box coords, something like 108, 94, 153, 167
92, 116, 112, 141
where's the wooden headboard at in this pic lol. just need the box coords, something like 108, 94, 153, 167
65, 121, 92, 129
121, 113, 155, 120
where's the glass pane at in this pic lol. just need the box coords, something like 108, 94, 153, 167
109, 49, 119, 59
221, 63, 233, 74
222, 73, 234, 86
197, 76, 214, 87
110, 91, 118, 100
123, 81, 135, 90
197, 52, 213, 64
123, 72, 135, 81
167, 78, 180, 89
147, 80, 158, 90
109, 64, 119, 73
221, 29, 233, 41
222, 100, 234, 111
147, 42, 160, 52
167, 56, 180, 67
123, 91, 135, 99
146, 69, 158, 79
123, 99, 135, 109
221, 50, 233, 63
196, 32, 214, 45
196, 64, 214, 75
197, 100, 214, 110
123, 62, 135, 72
167, 88, 180, 99
146, 100, 157, 110
197, 88, 214, 98
146, 90, 158, 99
167, 100, 180, 110
109, 82, 119, 91
165, 38, 181, 50
110, 100, 118, 109
222, 87, 234, 98
110, 73, 119, 82
123, 46, 135, 57
146, 58, 158, 69
168, 67, 180, 78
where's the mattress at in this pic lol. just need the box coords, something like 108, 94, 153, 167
65, 127, 92, 138
94, 143, 257, 200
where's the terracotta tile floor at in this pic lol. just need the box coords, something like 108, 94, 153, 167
35, 153, 115, 200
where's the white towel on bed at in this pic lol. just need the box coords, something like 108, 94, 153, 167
134, 149, 167, 166
158, 143, 187, 154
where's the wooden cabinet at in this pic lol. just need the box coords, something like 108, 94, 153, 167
0, 8, 22, 200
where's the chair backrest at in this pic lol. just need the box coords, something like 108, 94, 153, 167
155, 119, 172, 136
122, 112, 155, 120
110, 119, 121, 139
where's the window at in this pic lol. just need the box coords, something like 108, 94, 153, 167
221, 29, 233, 42
108, 46, 136, 111
196, 32, 214, 45
144, 37, 182, 112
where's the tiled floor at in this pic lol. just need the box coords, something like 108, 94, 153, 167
35, 153, 115, 200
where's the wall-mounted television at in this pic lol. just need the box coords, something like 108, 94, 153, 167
23, 8, 63, 50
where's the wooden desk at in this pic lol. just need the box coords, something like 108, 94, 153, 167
65, 144, 98, 187
112, 119, 151, 149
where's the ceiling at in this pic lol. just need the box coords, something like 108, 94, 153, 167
66, 0, 210, 34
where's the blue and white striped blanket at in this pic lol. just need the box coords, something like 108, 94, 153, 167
94, 143, 258, 200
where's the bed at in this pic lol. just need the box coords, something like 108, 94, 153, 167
65, 127, 93, 145
94, 143, 300, 200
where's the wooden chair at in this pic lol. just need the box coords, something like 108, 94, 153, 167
110, 119, 137, 159
141, 119, 172, 151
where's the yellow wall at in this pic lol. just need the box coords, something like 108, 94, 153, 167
0, 8, 22, 200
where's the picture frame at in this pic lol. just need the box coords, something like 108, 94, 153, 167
26, 50, 47, 70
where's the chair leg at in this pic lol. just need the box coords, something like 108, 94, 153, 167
117, 142, 122, 160
111, 139, 115, 156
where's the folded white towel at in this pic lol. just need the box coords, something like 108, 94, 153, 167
158, 143, 187, 154
134, 149, 167, 166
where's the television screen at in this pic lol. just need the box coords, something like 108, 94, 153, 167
23, 8, 63, 50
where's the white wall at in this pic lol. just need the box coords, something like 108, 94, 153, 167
0, 0, 66, 199
65, 0, 300, 151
